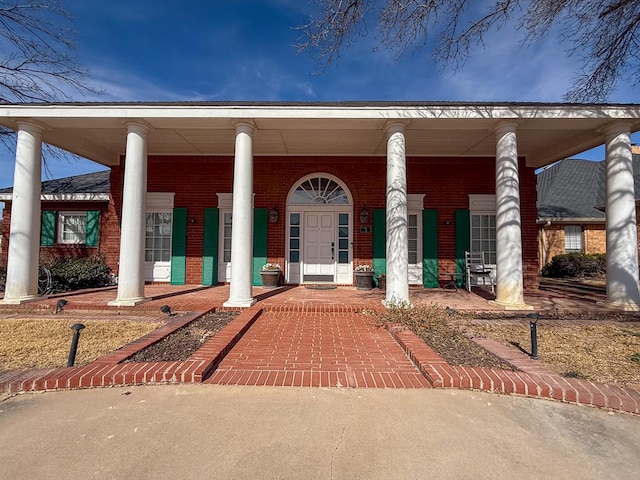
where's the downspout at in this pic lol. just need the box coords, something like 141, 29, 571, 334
538, 219, 552, 268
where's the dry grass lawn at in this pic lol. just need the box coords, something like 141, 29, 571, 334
472, 323, 640, 389
0, 318, 163, 371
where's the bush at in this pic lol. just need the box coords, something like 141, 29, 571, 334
542, 253, 606, 278
45, 255, 112, 294
0, 265, 5, 292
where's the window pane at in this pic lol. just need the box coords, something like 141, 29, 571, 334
339, 227, 348, 237
338, 251, 349, 263
408, 252, 418, 264
290, 239, 299, 249
339, 213, 348, 225
339, 239, 348, 249
290, 213, 300, 225
290, 226, 299, 237
290, 251, 299, 262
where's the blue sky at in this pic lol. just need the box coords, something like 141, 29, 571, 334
1, 0, 639, 189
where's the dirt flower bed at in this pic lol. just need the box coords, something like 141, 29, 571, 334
375, 304, 515, 370
125, 310, 238, 363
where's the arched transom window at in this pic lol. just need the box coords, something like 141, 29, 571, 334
290, 176, 349, 205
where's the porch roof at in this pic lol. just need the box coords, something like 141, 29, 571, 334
1, 101, 639, 169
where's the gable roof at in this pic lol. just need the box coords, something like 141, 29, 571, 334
0, 170, 110, 201
537, 155, 640, 220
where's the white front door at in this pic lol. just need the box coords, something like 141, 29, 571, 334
303, 212, 335, 282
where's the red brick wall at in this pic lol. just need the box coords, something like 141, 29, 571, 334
2, 154, 539, 289
0, 200, 110, 266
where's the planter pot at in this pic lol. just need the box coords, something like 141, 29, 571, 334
260, 270, 281, 288
377, 275, 386, 290
354, 271, 375, 290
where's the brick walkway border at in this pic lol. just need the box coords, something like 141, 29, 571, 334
1, 306, 639, 416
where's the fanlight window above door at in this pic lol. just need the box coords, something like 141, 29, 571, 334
290, 176, 349, 205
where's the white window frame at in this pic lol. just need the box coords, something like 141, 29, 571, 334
57, 211, 87, 244
407, 194, 425, 285
145, 192, 175, 282
564, 225, 583, 253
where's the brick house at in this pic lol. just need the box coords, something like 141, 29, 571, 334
1, 102, 639, 310
537, 148, 640, 268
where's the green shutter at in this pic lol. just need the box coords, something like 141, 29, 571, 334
455, 209, 470, 287
253, 208, 268, 286
170, 207, 188, 285
86, 211, 99, 247
41, 211, 56, 246
372, 209, 386, 278
422, 210, 438, 288
202, 208, 219, 286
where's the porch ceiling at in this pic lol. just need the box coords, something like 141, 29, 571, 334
1, 102, 639, 169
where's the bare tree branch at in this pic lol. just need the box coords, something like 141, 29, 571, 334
296, 0, 640, 101
0, 1, 101, 177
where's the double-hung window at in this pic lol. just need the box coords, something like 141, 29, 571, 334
57, 212, 87, 244
468, 195, 497, 265
565, 225, 583, 253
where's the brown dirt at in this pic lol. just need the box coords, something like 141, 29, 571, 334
125, 310, 238, 362
374, 304, 514, 370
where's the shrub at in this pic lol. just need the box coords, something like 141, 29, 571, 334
46, 255, 111, 294
0, 265, 5, 292
542, 252, 606, 278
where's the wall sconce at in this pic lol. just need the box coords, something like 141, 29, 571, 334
268, 206, 279, 224
443, 220, 452, 226
360, 206, 369, 224
189, 218, 197, 224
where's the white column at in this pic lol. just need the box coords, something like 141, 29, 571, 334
2, 121, 44, 304
492, 123, 532, 310
602, 123, 640, 310
384, 122, 410, 306
109, 122, 148, 306
224, 122, 256, 308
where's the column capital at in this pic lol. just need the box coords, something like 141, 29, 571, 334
601, 121, 633, 139
385, 121, 409, 136
234, 121, 256, 136
124, 120, 151, 136
492, 121, 520, 136
16, 120, 45, 136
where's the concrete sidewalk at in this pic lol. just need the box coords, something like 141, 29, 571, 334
1, 385, 638, 479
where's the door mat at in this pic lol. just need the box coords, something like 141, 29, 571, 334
304, 284, 338, 290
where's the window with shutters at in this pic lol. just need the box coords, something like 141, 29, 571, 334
57, 212, 87, 244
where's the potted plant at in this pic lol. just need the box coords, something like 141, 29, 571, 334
260, 263, 281, 288
353, 264, 375, 290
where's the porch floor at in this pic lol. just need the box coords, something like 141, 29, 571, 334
1, 283, 639, 415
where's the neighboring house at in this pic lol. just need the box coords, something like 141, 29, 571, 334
537, 147, 640, 268
0, 170, 111, 263
0, 102, 639, 311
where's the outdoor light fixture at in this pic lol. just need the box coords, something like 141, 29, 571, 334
527, 312, 541, 360
268, 206, 279, 224
160, 305, 175, 316
360, 206, 369, 224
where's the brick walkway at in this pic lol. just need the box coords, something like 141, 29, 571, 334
206, 311, 430, 388
1, 284, 639, 415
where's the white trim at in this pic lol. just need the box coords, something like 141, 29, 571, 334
57, 211, 87, 244
147, 192, 175, 211
408, 194, 425, 210
0, 193, 109, 201
286, 174, 353, 284
469, 194, 496, 212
